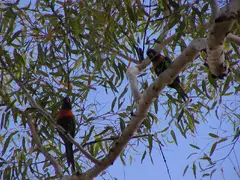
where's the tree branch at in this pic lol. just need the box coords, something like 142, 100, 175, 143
24, 111, 63, 177
126, 34, 176, 102
83, 38, 206, 179
209, 0, 220, 23
226, 33, 240, 46
206, 0, 240, 77
82, 134, 151, 147
0, 57, 101, 166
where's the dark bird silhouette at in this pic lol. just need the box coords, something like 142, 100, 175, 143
147, 49, 188, 101
57, 97, 76, 172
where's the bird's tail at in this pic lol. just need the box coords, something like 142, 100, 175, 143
65, 142, 75, 172
170, 81, 188, 102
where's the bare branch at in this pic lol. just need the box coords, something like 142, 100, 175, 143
226, 33, 240, 46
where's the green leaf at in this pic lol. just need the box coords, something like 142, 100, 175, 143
119, 86, 128, 101
221, 75, 232, 95
4, 166, 11, 179
120, 118, 125, 132
154, 99, 158, 113
148, 134, 153, 153
190, 144, 200, 150
187, 152, 197, 159
231, 43, 240, 56
177, 109, 184, 122
169, 0, 179, 9
126, 4, 136, 23
201, 4, 209, 13
202, 80, 212, 99
210, 101, 217, 110
192, 163, 196, 179
8, 30, 22, 44
208, 73, 218, 89
202, 173, 210, 177
210, 142, 217, 156
185, 110, 195, 133
175, 122, 187, 138
94, 126, 112, 137
82, 126, 94, 144
73, 56, 84, 69
37, 44, 44, 62
111, 97, 117, 111
232, 128, 240, 142
170, 130, 178, 146
200, 154, 212, 163
2, 131, 18, 156
22, 137, 26, 153
209, 133, 219, 138
210, 169, 216, 178
159, 126, 169, 133
13, 49, 25, 66
183, 165, 189, 176
217, 138, 227, 143
120, 151, 126, 165
141, 150, 146, 163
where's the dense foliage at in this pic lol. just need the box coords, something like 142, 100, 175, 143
0, 0, 239, 179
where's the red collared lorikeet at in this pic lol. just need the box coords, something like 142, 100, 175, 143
147, 49, 188, 101
56, 97, 76, 172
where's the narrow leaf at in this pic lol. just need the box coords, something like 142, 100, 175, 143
148, 134, 153, 153
209, 133, 219, 138
190, 144, 200, 150
171, 130, 178, 146
192, 163, 196, 178
141, 150, 146, 163
111, 97, 117, 111
2, 131, 18, 156
210, 142, 217, 156
8, 30, 22, 44
183, 165, 189, 176
217, 138, 227, 143
120, 118, 125, 132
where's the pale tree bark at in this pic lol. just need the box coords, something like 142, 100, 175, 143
206, 0, 240, 78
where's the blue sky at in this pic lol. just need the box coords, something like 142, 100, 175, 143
91, 85, 240, 180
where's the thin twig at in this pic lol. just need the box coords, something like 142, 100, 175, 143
82, 134, 152, 147
156, 138, 172, 180
142, 0, 152, 56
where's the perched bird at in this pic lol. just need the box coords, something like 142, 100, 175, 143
147, 49, 188, 101
57, 97, 76, 172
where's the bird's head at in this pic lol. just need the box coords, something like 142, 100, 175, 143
147, 49, 158, 61
61, 96, 72, 110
